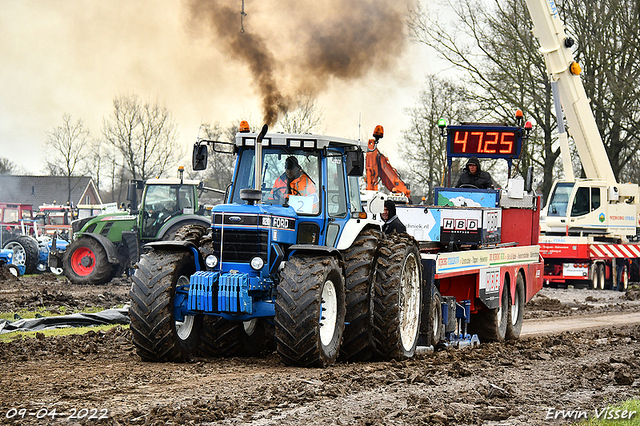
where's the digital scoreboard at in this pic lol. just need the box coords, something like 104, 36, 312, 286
446, 125, 523, 159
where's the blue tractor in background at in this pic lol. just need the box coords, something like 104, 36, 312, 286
129, 123, 423, 367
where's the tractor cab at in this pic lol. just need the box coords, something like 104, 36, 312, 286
193, 123, 367, 252
127, 167, 202, 243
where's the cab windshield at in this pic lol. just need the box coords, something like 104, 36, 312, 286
232, 149, 320, 215
546, 182, 574, 217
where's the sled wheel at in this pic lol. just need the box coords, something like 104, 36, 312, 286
129, 250, 202, 362
62, 237, 114, 284
3, 236, 39, 275
506, 273, 525, 340
428, 289, 443, 346
619, 265, 629, 291
372, 234, 422, 361
471, 282, 510, 342
341, 228, 381, 361
275, 255, 345, 367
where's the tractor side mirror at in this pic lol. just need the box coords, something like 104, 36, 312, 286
345, 149, 364, 176
192, 143, 208, 171
127, 181, 139, 215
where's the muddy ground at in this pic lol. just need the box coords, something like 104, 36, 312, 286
1, 274, 639, 425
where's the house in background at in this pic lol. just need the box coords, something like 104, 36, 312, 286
0, 175, 102, 208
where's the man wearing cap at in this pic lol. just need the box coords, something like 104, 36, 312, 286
381, 200, 406, 234
270, 156, 317, 203
456, 157, 494, 189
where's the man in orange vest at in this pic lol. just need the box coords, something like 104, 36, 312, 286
269, 156, 317, 203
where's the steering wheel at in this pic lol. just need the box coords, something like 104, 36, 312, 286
459, 184, 479, 189
271, 186, 287, 203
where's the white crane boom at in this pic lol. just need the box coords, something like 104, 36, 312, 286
524, 0, 616, 184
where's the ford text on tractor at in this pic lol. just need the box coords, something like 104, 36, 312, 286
49, 167, 211, 285
521, 0, 640, 291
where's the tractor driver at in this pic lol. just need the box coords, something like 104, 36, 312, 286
456, 157, 494, 189
269, 156, 317, 206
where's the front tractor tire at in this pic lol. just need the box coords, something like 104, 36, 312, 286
129, 250, 202, 362
62, 237, 114, 284
340, 228, 381, 362
3, 236, 39, 275
275, 255, 346, 367
372, 234, 422, 361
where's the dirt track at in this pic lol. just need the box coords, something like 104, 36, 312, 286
1, 274, 640, 425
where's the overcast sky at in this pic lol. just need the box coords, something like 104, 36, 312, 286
0, 0, 440, 176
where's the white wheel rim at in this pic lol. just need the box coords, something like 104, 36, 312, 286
511, 288, 520, 326
243, 318, 258, 335
176, 275, 195, 340
176, 315, 195, 340
400, 253, 421, 352
50, 267, 63, 275
623, 268, 629, 290
432, 301, 440, 340
319, 279, 338, 346
8, 266, 18, 277
5, 242, 26, 266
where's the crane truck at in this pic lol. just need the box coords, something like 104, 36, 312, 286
526, 0, 639, 291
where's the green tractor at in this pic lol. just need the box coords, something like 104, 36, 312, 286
49, 168, 213, 285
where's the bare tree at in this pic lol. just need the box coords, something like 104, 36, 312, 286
102, 94, 182, 181
401, 75, 477, 203
0, 158, 17, 175
275, 93, 325, 134
409, 0, 561, 201
197, 122, 236, 193
44, 114, 92, 205
410, 0, 640, 201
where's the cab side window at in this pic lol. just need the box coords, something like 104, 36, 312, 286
326, 155, 347, 218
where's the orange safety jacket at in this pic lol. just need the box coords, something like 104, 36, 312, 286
270, 173, 316, 199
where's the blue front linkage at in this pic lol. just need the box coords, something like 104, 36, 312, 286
174, 270, 276, 322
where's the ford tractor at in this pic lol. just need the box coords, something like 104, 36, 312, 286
129, 122, 424, 367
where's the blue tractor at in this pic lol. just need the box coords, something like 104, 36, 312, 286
129, 123, 423, 367
0, 248, 23, 277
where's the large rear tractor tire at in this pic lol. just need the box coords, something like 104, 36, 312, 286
470, 282, 510, 342
3, 236, 39, 275
340, 228, 381, 362
506, 273, 525, 340
198, 317, 273, 358
62, 237, 114, 284
162, 221, 210, 242
129, 250, 202, 362
174, 224, 210, 244
372, 234, 422, 361
275, 255, 346, 367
